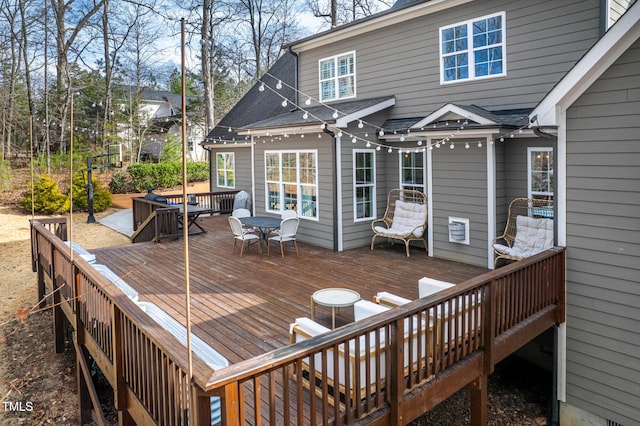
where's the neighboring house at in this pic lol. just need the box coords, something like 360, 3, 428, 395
203, 1, 639, 424
115, 86, 206, 162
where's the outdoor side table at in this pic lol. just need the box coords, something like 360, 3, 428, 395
311, 288, 361, 329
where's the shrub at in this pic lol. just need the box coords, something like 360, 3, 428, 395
0, 159, 11, 191
108, 170, 132, 194
112, 161, 209, 193
70, 172, 112, 212
19, 175, 68, 214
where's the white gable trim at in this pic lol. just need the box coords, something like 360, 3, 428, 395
531, 2, 640, 126
411, 103, 497, 129
335, 97, 396, 128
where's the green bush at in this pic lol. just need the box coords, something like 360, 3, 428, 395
19, 175, 68, 214
110, 161, 209, 193
70, 172, 112, 212
0, 159, 11, 191
108, 170, 132, 194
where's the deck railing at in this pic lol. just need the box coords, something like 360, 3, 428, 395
201, 247, 565, 424
30, 217, 565, 425
131, 190, 239, 243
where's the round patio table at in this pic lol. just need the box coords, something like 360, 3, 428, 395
311, 288, 361, 329
239, 216, 281, 243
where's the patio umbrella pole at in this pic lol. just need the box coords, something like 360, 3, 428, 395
180, 18, 195, 420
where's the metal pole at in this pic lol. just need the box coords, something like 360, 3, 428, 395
87, 155, 96, 223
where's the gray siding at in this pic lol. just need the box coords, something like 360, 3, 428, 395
431, 141, 489, 267
207, 146, 253, 192
564, 39, 640, 425
296, 0, 601, 117
252, 135, 337, 249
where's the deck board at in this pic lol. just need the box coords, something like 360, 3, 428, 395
93, 214, 488, 366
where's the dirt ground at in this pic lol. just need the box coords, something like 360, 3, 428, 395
0, 181, 552, 425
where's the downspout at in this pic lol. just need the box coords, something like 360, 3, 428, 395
288, 47, 299, 107
323, 127, 340, 251
203, 145, 214, 192
533, 123, 560, 426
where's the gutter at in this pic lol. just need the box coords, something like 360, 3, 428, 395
323, 126, 340, 252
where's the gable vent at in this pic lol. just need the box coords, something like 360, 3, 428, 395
607, 420, 624, 426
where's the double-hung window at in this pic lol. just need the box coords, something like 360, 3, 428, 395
319, 51, 356, 102
440, 12, 506, 83
400, 151, 426, 193
265, 150, 318, 219
216, 152, 235, 188
528, 147, 554, 201
354, 150, 375, 220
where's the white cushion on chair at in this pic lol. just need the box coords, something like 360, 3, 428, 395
418, 277, 455, 298
374, 200, 427, 238
495, 216, 553, 258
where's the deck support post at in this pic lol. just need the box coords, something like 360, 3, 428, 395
220, 383, 241, 426
469, 374, 487, 426
37, 259, 47, 309
190, 387, 212, 426
53, 277, 66, 353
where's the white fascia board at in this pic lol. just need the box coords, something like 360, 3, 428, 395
291, 0, 473, 53
237, 124, 322, 137
531, 2, 640, 126
335, 97, 396, 128
411, 104, 497, 129
392, 128, 503, 140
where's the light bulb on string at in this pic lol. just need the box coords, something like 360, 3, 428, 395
500, 137, 504, 142
358, 120, 364, 129
337, 130, 343, 137
465, 142, 470, 149
478, 141, 483, 148
376, 145, 381, 151
303, 112, 309, 119
450, 142, 455, 149
305, 97, 312, 105
489, 138, 494, 145
259, 83, 265, 92
387, 147, 392, 153
351, 137, 357, 143
435, 142, 440, 148
417, 140, 423, 146
332, 110, 339, 119
281, 100, 288, 107
379, 129, 384, 136
400, 135, 405, 142
366, 142, 371, 147
276, 80, 282, 89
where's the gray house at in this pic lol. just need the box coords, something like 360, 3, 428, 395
203, 1, 639, 424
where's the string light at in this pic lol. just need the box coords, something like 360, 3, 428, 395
207, 75, 532, 153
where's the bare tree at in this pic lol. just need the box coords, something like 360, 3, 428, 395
51, 0, 104, 153
307, 0, 392, 27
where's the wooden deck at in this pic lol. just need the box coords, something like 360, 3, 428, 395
93, 214, 488, 365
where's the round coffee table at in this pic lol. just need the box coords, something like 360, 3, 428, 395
311, 288, 361, 329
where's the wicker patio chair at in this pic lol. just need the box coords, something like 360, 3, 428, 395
370, 189, 428, 257
492, 198, 554, 268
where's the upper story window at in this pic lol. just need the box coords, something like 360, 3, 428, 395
440, 12, 506, 84
353, 149, 375, 221
528, 147, 553, 201
319, 51, 356, 102
265, 150, 318, 219
400, 151, 426, 193
216, 152, 235, 188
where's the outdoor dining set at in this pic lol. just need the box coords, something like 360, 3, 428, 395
228, 208, 299, 257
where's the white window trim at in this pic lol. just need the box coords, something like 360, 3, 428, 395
353, 149, 376, 222
264, 150, 319, 220
216, 152, 235, 189
439, 11, 507, 84
318, 51, 357, 102
527, 147, 554, 199
398, 150, 427, 193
